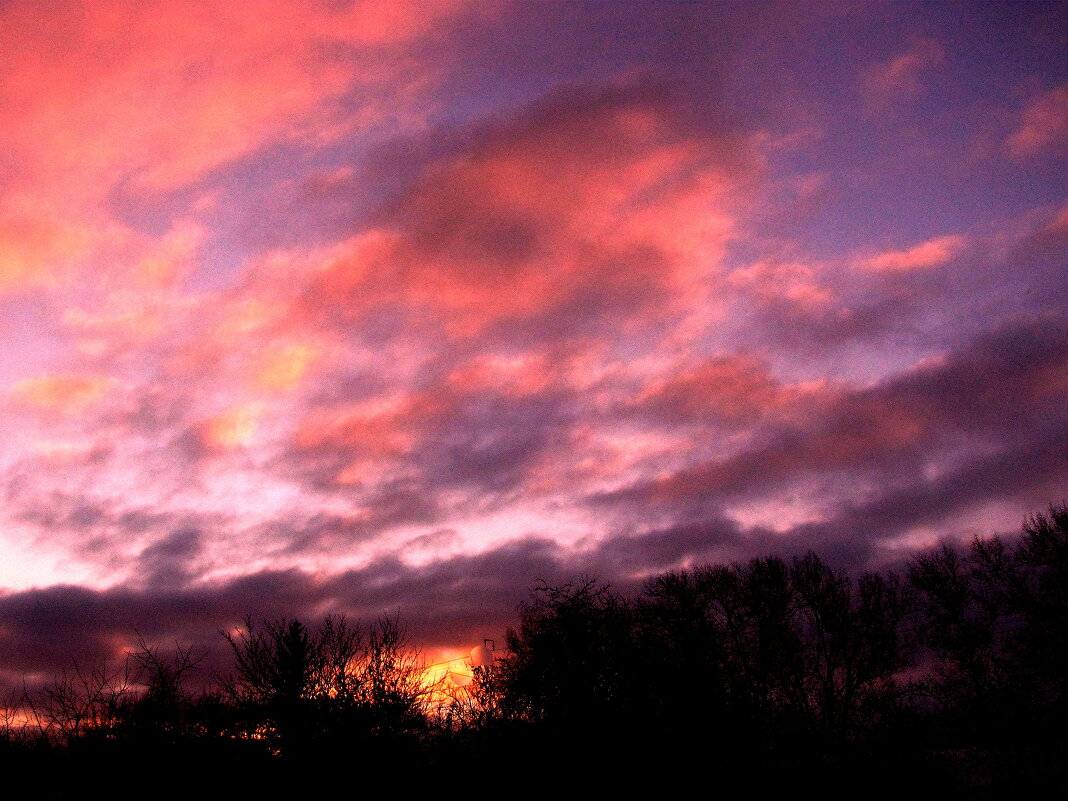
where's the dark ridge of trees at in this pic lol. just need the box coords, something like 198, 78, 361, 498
1, 503, 1066, 793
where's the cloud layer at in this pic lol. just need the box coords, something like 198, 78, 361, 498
0, 2, 1065, 681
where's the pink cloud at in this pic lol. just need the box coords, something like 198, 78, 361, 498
862, 38, 943, 104
446, 353, 557, 398
0, 1, 467, 197
1007, 84, 1068, 157
636, 354, 791, 426
728, 261, 832, 310
295, 397, 422, 462
0, 0, 478, 305
1047, 203, 1068, 233
302, 84, 748, 338
861, 234, 965, 272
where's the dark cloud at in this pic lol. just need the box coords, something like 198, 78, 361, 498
795, 420, 1068, 552
136, 528, 202, 589
0, 522, 717, 694
595, 316, 1068, 526
276, 484, 443, 555
756, 294, 907, 351
276, 374, 578, 538
0, 540, 568, 694
12, 491, 109, 533
0, 522, 735, 693
589, 515, 745, 576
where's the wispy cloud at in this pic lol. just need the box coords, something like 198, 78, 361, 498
1007, 84, 1068, 157
861, 234, 966, 272
862, 38, 944, 106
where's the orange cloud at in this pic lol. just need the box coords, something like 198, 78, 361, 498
861, 234, 965, 272
132, 221, 204, 289
160, 285, 307, 383
254, 343, 319, 391
0, 204, 92, 291
11, 375, 114, 414
1007, 85, 1068, 157
199, 404, 262, 452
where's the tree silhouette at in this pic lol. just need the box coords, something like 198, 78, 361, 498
791, 552, 911, 741
25, 660, 132, 745
221, 614, 433, 764
492, 578, 635, 726
223, 616, 346, 757
108, 636, 205, 750
908, 503, 1068, 791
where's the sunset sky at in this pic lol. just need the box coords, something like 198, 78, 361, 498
1, 0, 1066, 681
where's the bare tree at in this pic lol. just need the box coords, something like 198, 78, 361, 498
24, 660, 133, 744
111, 636, 206, 744
132, 636, 202, 703
220, 614, 433, 758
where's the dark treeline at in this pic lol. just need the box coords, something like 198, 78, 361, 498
2, 504, 1065, 794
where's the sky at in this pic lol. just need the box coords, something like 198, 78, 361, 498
1, 0, 1066, 685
